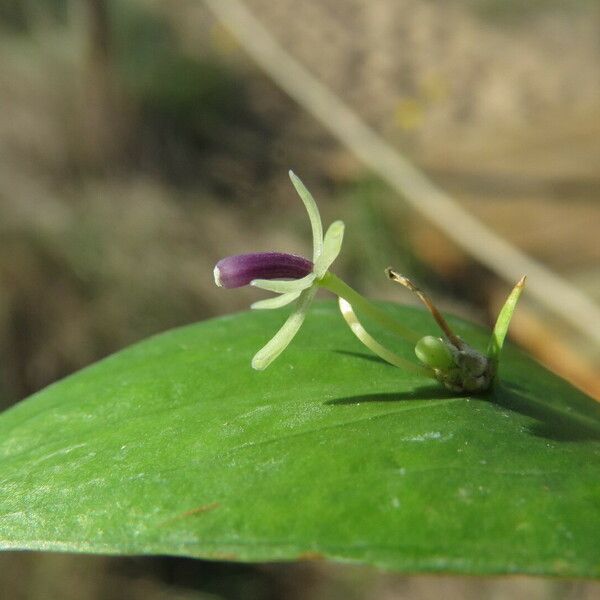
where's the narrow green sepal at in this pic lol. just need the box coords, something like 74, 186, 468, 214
487, 276, 526, 365
251, 272, 316, 293
289, 170, 323, 261
251, 287, 317, 370
314, 221, 344, 278
251, 291, 301, 310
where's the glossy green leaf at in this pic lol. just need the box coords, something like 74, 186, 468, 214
1, 302, 599, 577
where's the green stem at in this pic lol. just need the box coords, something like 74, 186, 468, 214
338, 298, 434, 378
319, 272, 421, 344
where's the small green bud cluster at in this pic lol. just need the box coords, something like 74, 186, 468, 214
415, 336, 493, 393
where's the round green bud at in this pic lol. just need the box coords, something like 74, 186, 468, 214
415, 336, 455, 370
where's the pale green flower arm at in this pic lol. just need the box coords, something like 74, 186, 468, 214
252, 287, 318, 370
251, 291, 302, 310
314, 221, 345, 278
289, 170, 323, 260
251, 272, 317, 293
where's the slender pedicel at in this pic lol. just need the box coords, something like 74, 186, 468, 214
338, 298, 433, 377
319, 272, 421, 344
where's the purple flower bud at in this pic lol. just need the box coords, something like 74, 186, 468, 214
214, 252, 313, 289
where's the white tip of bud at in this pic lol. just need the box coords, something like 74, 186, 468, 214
213, 265, 223, 287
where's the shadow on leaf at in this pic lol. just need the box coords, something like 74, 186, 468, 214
333, 350, 393, 367
492, 382, 600, 442
326, 376, 600, 442
331, 351, 600, 441
325, 385, 459, 406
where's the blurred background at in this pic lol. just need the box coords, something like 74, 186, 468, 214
0, 0, 598, 598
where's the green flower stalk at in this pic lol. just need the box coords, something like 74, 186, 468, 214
214, 170, 524, 393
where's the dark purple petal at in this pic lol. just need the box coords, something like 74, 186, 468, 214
214, 252, 313, 289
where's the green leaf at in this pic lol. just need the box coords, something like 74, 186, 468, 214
1, 301, 599, 577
